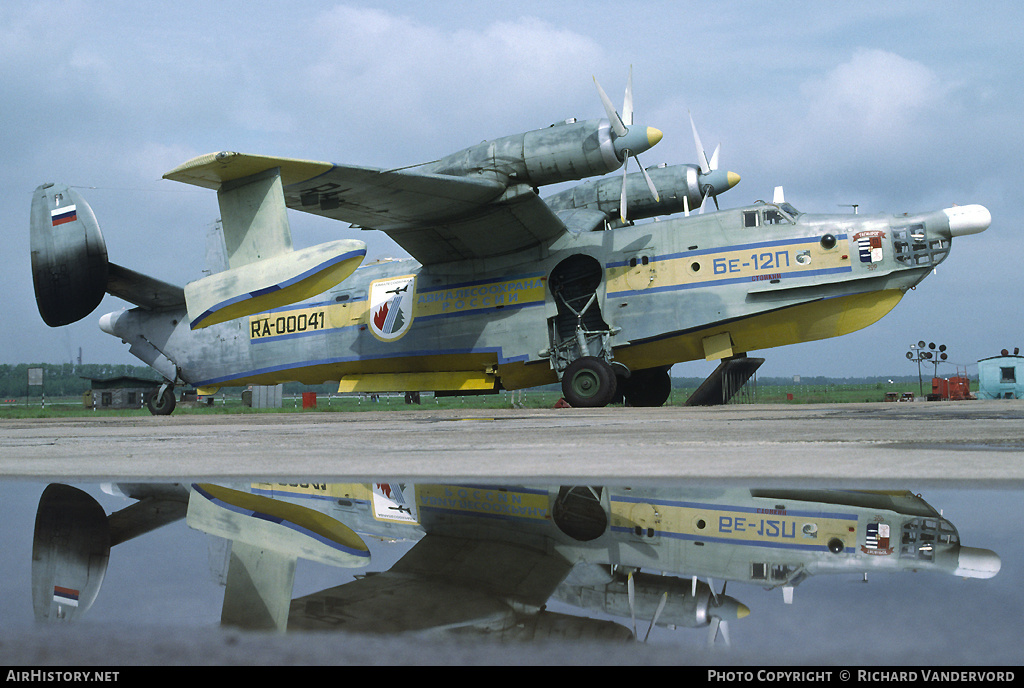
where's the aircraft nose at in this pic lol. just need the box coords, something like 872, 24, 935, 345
954, 547, 1001, 579
942, 204, 991, 237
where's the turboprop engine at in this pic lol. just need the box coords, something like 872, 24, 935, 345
552, 570, 749, 644
544, 162, 741, 226
424, 70, 663, 200
426, 117, 662, 189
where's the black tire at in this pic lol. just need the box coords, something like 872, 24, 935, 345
622, 367, 672, 407
561, 357, 618, 408
147, 386, 176, 416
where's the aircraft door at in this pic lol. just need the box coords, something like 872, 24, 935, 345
545, 255, 622, 407
551, 486, 608, 542
548, 254, 610, 351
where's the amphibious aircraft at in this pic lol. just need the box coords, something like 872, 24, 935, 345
30, 75, 990, 412
32, 481, 1000, 643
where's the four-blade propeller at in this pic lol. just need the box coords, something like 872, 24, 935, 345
594, 67, 662, 223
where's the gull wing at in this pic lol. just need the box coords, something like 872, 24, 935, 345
281, 165, 570, 265
164, 152, 569, 266
287, 534, 572, 634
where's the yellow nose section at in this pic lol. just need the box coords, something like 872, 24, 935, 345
727, 171, 741, 189
647, 126, 664, 147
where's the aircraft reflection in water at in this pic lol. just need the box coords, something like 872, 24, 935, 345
32, 482, 1000, 644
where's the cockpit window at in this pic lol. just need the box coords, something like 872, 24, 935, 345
900, 517, 959, 561
745, 204, 798, 228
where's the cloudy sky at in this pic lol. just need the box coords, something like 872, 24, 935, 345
2, 1, 1021, 379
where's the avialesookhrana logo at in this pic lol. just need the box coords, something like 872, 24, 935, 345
369, 275, 416, 341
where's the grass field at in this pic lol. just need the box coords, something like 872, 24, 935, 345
1, 378, 968, 418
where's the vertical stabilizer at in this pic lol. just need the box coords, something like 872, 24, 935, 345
217, 167, 293, 268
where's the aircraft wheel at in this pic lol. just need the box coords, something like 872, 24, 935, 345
562, 357, 617, 408
622, 367, 672, 407
147, 386, 176, 416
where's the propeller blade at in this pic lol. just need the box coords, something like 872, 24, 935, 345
594, 76, 627, 137
622, 66, 634, 127
708, 578, 720, 605
683, 193, 690, 217
627, 571, 638, 640
620, 155, 630, 223
643, 591, 669, 643
708, 143, 721, 172
692, 576, 697, 597
636, 157, 660, 202
689, 111, 711, 174
773, 186, 786, 204
719, 620, 732, 646
707, 617, 721, 646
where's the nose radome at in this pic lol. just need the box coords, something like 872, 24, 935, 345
943, 204, 991, 237
954, 547, 1001, 579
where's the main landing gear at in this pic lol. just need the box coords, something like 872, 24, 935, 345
561, 357, 618, 408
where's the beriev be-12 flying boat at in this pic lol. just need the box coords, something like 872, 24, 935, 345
29, 74, 990, 412
32, 481, 1000, 644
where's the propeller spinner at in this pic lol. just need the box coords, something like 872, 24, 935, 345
594, 67, 663, 223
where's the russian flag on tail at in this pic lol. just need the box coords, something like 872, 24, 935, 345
51, 205, 77, 226
53, 585, 80, 607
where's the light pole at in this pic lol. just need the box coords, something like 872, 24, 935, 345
907, 341, 948, 398
907, 342, 925, 398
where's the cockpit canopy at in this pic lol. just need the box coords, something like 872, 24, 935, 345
742, 202, 801, 228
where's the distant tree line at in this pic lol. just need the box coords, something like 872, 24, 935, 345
668, 374, 944, 388
0, 363, 161, 398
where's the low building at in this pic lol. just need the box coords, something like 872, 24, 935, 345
82, 376, 161, 410
976, 349, 1024, 400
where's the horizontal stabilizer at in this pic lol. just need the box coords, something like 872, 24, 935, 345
184, 239, 365, 329
107, 263, 185, 310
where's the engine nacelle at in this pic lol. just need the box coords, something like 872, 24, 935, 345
545, 163, 741, 224
30, 183, 109, 326
552, 571, 749, 630
428, 118, 662, 189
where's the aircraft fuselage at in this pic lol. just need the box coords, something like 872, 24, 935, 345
100, 200, 969, 398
